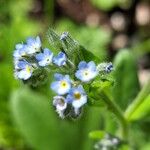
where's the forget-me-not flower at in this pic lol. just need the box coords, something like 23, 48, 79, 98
26, 36, 41, 54
51, 73, 71, 95
53, 96, 67, 118
66, 85, 87, 114
15, 60, 33, 80
53, 52, 67, 66
96, 62, 113, 73
105, 62, 113, 73
13, 44, 28, 59
75, 61, 98, 82
36, 48, 53, 67
60, 32, 68, 40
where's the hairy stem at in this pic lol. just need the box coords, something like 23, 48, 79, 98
99, 89, 128, 140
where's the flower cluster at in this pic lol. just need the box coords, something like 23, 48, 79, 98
51, 61, 98, 118
94, 134, 121, 150
13, 33, 114, 119
13, 36, 67, 81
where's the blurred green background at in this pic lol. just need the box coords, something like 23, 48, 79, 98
0, 0, 150, 149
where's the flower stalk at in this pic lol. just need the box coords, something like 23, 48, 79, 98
98, 89, 128, 141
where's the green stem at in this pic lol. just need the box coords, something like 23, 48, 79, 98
99, 89, 128, 140
125, 78, 150, 121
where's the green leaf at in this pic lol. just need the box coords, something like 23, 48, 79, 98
125, 79, 150, 121
10, 87, 103, 150
10, 87, 84, 150
112, 49, 140, 109
91, 79, 114, 89
89, 130, 105, 140
129, 95, 150, 120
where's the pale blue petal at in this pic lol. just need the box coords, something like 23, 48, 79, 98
64, 75, 70, 82
51, 81, 60, 93
35, 53, 45, 61
78, 61, 87, 69
43, 48, 52, 56
26, 37, 34, 45
66, 94, 73, 103
75, 70, 83, 80
77, 85, 85, 93
87, 61, 96, 71
53, 52, 66, 66
17, 69, 32, 80
38, 60, 47, 67
16, 43, 24, 50
13, 50, 20, 58
36, 36, 41, 46
17, 61, 28, 69
54, 73, 64, 80
19, 46, 27, 55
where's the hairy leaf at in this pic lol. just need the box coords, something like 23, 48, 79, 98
112, 49, 140, 110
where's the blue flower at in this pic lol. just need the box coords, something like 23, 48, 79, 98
13, 44, 28, 59
105, 62, 113, 73
75, 61, 98, 82
26, 36, 41, 54
15, 60, 33, 80
66, 85, 87, 114
96, 62, 113, 73
53, 96, 67, 119
36, 48, 53, 67
60, 32, 68, 40
51, 73, 71, 95
53, 52, 67, 66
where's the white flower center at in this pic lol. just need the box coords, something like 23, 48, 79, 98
46, 57, 50, 62
58, 99, 65, 106
83, 70, 89, 76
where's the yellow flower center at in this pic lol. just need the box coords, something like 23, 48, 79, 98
22, 52, 26, 56
61, 81, 67, 88
26, 66, 31, 73
74, 92, 81, 100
